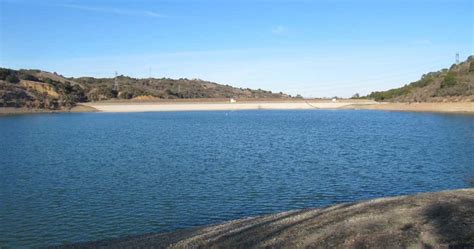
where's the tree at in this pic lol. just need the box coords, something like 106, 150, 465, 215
351, 93, 360, 99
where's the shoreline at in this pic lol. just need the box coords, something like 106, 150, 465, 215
83, 101, 474, 114
82, 100, 376, 113
1, 101, 473, 116
54, 189, 474, 248
342, 102, 474, 114
0, 105, 97, 116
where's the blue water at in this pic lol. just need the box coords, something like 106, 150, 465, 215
0, 110, 473, 248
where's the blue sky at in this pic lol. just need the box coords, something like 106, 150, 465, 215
1, 0, 473, 97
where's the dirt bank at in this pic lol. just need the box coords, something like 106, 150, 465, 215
343, 102, 474, 114
55, 189, 474, 248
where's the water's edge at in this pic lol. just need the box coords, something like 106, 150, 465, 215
52, 189, 474, 249
2, 101, 474, 116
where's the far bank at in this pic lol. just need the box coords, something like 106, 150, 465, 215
1, 100, 473, 116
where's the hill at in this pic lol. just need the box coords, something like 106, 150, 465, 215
0, 69, 291, 110
367, 56, 474, 102
56, 189, 474, 248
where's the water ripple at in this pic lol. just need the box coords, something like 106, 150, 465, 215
0, 110, 473, 248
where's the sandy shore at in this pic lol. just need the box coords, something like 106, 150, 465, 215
83, 100, 376, 113
343, 102, 474, 114
2, 101, 473, 116
83, 101, 474, 114
56, 189, 474, 248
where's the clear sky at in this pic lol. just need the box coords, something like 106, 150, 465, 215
1, 0, 473, 97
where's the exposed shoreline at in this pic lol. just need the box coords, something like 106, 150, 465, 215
54, 189, 474, 248
82, 100, 376, 112
2, 101, 473, 116
83, 100, 474, 114
342, 102, 474, 114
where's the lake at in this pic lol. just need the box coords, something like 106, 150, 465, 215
0, 110, 473, 248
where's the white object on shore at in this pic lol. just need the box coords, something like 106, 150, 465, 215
230, 98, 237, 103
332, 98, 337, 102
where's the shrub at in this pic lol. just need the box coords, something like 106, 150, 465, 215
440, 72, 457, 88
5, 74, 19, 83
19, 74, 39, 81
119, 91, 133, 99
470, 61, 474, 73
0, 68, 14, 80
436, 83, 469, 97
410, 77, 433, 88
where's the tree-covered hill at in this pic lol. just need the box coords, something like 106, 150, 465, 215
367, 56, 474, 102
0, 69, 291, 110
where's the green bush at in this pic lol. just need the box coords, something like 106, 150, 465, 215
119, 91, 133, 99
440, 72, 457, 88
469, 61, 474, 73
436, 83, 470, 97
0, 68, 21, 83
5, 74, 19, 83
410, 77, 433, 88
367, 85, 413, 101
0, 68, 14, 80
19, 74, 39, 81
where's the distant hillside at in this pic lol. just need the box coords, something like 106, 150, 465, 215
0, 69, 291, 110
367, 56, 474, 102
